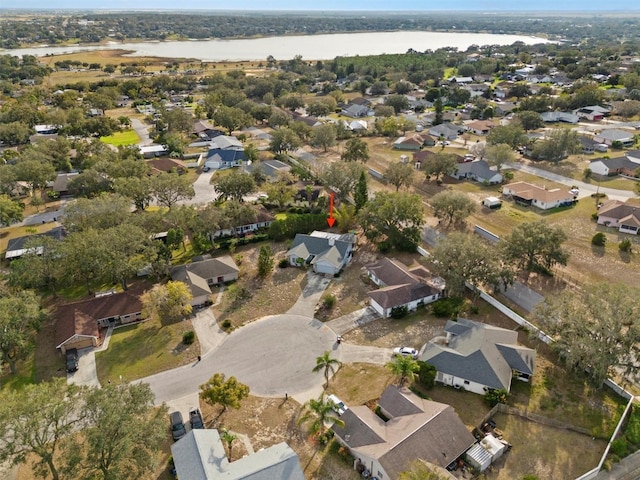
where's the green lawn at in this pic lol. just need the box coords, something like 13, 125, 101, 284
100, 129, 140, 146
95, 316, 199, 384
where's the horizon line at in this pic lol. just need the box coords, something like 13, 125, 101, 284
2, 8, 640, 12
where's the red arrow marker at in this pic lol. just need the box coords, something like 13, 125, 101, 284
327, 192, 336, 228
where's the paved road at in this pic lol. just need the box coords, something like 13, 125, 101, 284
505, 162, 636, 201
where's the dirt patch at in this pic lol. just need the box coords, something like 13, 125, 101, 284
213, 241, 306, 327
486, 412, 606, 480
200, 395, 358, 480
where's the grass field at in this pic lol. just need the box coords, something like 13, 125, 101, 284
100, 129, 140, 146
95, 316, 199, 384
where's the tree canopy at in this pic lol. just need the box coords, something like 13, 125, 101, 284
200, 373, 250, 414
430, 190, 476, 226
501, 220, 569, 274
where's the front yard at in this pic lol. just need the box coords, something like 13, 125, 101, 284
95, 316, 199, 384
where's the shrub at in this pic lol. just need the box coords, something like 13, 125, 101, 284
625, 406, 640, 445
619, 238, 633, 253
431, 297, 464, 318
377, 240, 392, 253
484, 388, 508, 407
592, 232, 607, 246
390, 305, 408, 319
278, 258, 289, 268
182, 330, 195, 345
322, 294, 336, 310
610, 437, 630, 457
221, 319, 232, 330
417, 361, 437, 388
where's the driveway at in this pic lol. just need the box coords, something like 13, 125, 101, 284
131, 118, 152, 146
67, 347, 100, 388
179, 170, 218, 205
505, 162, 636, 201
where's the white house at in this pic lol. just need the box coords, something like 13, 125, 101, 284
286, 232, 355, 275
502, 181, 576, 210
589, 155, 640, 177
366, 258, 444, 318
451, 160, 503, 184
594, 128, 635, 147
421, 318, 536, 395
597, 199, 640, 235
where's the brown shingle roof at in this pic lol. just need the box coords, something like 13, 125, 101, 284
504, 181, 573, 203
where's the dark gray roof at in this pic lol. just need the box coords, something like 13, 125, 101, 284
421, 318, 536, 391
596, 129, 634, 141
332, 408, 385, 448
378, 385, 423, 417
455, 160, 500, 181
6, 226, 66, 253
591, 156, 639, 171
287, 234, 351, 260
170, 256, 239, 297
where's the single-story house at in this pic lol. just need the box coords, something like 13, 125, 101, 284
494, 102, 517, 117
502, 181, 577, 210
540, 111, 580, 124
465, 120, 494, 136
147, 157, 188, 174
52, 172, 80, 196
171, 429, 305, 480
451, 160, 503, 184
209, 205, 275, 238
366, 258, 445, 318
34, 124, 58, 135
55, 290, 143, 353
205, 149, 247, 170
139, 144, 169, 158
421, 318, 536, 395
597, 199, 640, 235
170, 255, 240, 306
245, 159, 292, 181
193, 120, 223, 141
393, 135, 426, 151
209, 135, 244, 150
589, 155, 640, 177
87, 108, 104, 117
594, 129, 635, 147
579, 136, 608, 154
286, 231, 355, 275
343, 120, 368, 132
332, 385, 475, 478
575, 105, 611, 121
5, 226, 66, 260
449, 76, 474, 84
428, 123, 460, 141
341, 104, 374, 118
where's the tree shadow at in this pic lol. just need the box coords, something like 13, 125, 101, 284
590, 244, 606, 258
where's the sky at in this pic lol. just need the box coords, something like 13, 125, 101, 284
2, 0, 639, 10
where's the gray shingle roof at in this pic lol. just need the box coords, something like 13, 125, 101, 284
287, 234, 351, 268
591, 155, 639, 171
170, 256, 239, 297
454, 160, 501, 181
421, 318, 536, 391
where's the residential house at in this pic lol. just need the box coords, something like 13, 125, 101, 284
428, 123, 460, 141
52, 172, 80, 196
463, 83, 490, 98
147, 157, 188, 174
34, 124, 59, 135
292, 112, 323, 127
87, 108, 104, 117
170, 255, 240, 306
55, 291, 143, 353
575, 105, 611, 121
332, 385, 475, 479
286, 231, 355, 275
451, 160, 503, 184
393, 135, 426, 151
204, 149, 247, 170
594, 129, 635, 147
343, 120, 368, 132
465, 120, 494, 136
502, 181, 577, 210
139, 145, 169, 158
192, 120, 223, 141
540, 111, 580, 124
245, 159, 291, 181
597, 199, 640, 235
494, 102, 517, 117
5, 226, 65, 260
579, 137, 608, 154
171, 430, 305, 480
366, 258, 444, 318
209, 205, 275, 238
209, 135, 244, 150
421, 318, 536, 395
341, 103, 373, 118
589, 155, 640, 177
449, 76, 474, 84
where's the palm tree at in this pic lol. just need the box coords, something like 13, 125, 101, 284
220, 429, 238, 460
386, 355, 419, 386
298, 395, 344, 437
312, 351, 341, 388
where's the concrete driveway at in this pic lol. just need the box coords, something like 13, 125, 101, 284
179, 170, 218, 205
131, 118, 152, 146
67, 348, 101, 388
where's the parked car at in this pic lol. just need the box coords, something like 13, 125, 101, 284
170, 411, 187, 441
327, 394, 348, 416
189, 408, 204, 429
569, 187, 579, 195
392, 346, 419, 359
65, 348, 79, 373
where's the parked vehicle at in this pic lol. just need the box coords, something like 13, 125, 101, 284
189, 408, 204, 429
327, 394, 348, 416
65, 348, 79, 373
392, 346, 419, 359
170, 411, 187, 441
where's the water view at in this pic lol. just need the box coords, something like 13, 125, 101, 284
3, 30, 551, 61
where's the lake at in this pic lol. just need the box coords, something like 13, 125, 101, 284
2, 30, 551, 61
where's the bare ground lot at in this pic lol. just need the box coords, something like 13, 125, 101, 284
487, 412, 607, 480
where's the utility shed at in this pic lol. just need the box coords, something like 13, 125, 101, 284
465, 434, 507, 472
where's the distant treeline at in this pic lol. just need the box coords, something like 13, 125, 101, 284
1, 12, 640, 49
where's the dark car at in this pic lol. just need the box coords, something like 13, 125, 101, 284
189, 408, 204, 429
65, 348, 79, 373
170, 411, 187, 441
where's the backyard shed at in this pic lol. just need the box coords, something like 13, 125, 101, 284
482, 197, 502, 209
465, 434, 507, 472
